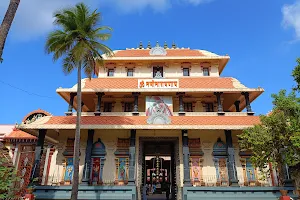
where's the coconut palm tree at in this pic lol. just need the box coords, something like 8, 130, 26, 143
0, 0, 21, 62
45, 3, 113, 199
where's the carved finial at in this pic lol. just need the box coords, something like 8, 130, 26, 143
156, 41, 159, 47
139, 41, 143, 49
147, 41, 151, 49
172, 41, 177, 49
164, 41, 168, 49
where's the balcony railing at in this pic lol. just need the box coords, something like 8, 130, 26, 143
72, 112, 249, 117
44, 174, 272, 187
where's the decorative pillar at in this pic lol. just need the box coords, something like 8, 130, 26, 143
66, 93, 76, 116
225, 130, 239, 186
95, 92, 104, 116
132, 92, 140, 115
41, 146, 51, 185
177, 92, 185, 115
241, 92, 254, 115
128, 129, 136, 185
214, 92, 224, 115
12, 145, 18, 166
31, 129, 47, 184
234, 100, 240, 112
82, 129, 94, 185
182, 130, 192, 186
81, 102, 85, 112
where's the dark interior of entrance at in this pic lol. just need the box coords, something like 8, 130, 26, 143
142, 142, 176, 200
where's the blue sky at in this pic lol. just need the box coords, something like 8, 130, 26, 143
0, 0, 300, 123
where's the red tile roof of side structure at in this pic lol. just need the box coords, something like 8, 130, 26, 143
84, 77, 236, 89
45, 116, 260, 126
113, 49, 205, 57
4, 128, 37, 140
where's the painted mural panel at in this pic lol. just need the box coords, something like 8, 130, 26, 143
246, 158, 256, 181
146, 96, 173, 116
92, 158, 101, 183
118, 157, 127, 180
64, 157, 74, 182
191, 158, 201, 182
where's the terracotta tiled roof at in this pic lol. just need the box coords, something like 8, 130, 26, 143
4, 128, 37, 140
114, 49, 204, 57
84, 77, 236, 89
45, 116, 260, 126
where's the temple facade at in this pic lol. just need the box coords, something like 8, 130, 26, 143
6, 42, 296, 199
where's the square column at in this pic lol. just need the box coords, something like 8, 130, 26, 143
95, 92, 104, 116
132, 93, 140, 116
182, 130, 192, 186
128, 129, 136, 185
225, 130, 239, 186
241, 92, 254, 115
66, 93, 76, 116
214, 92, 225, 115
30, 129, 47, 184
177, 92, 185, 115
234, 101, 240, 112
82, 129, 94, 185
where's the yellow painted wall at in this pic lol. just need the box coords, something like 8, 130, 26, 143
94, 129, 131, 182
45, 129, 273, 187
47, 130, 87, 184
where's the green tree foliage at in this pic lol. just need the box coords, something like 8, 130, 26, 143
292, 58, 300, 92
239, 90, 300, 186
0, 145, 19, 199
45, 3, 113, 200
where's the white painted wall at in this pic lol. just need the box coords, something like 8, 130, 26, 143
98, 63, 220, 78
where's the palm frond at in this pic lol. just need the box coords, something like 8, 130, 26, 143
46, 2, 113, 77
62, 54, 76, 75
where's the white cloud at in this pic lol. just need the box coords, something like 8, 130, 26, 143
282, 0, 300, 40
0, 0, 96, 41
103, 0, 170, 13
0, 0, 213, 41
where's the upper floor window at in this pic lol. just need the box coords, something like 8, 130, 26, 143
124, 102, 133, 112
203, 68, 210, 76
184, 102, 193, 112
183, 68, 190, 76
107, 69, 114, 77
204, 103, 214, 112
103, 102, 113, 112
153, 66, 163, 78
127, 69, 134, 77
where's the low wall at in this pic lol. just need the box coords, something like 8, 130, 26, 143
182, 187, 297, 200
34, 185, 136, 200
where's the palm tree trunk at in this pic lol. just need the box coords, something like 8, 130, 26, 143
0, 0, 20, 61
71, 65, 82, 200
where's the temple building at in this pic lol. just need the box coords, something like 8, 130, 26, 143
7, 42, 296, 199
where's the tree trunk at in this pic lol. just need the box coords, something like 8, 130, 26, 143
277, 162, 285, 187
0, 0, 20, 61
71, 65, 82, 200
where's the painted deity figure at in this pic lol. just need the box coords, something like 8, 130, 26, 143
93, 165, 100, 182
64, 158, 74, 181
146, 96, 172, 116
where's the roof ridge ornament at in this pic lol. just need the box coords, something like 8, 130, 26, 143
156, 41, 159, 47
164, 41, 168, 49
138, 41, 143, 49
147, 41, 151, 49
172, 41, 177, 49
149, 46, 167, 56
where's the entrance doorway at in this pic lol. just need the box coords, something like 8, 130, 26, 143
140, 140, 178, 200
